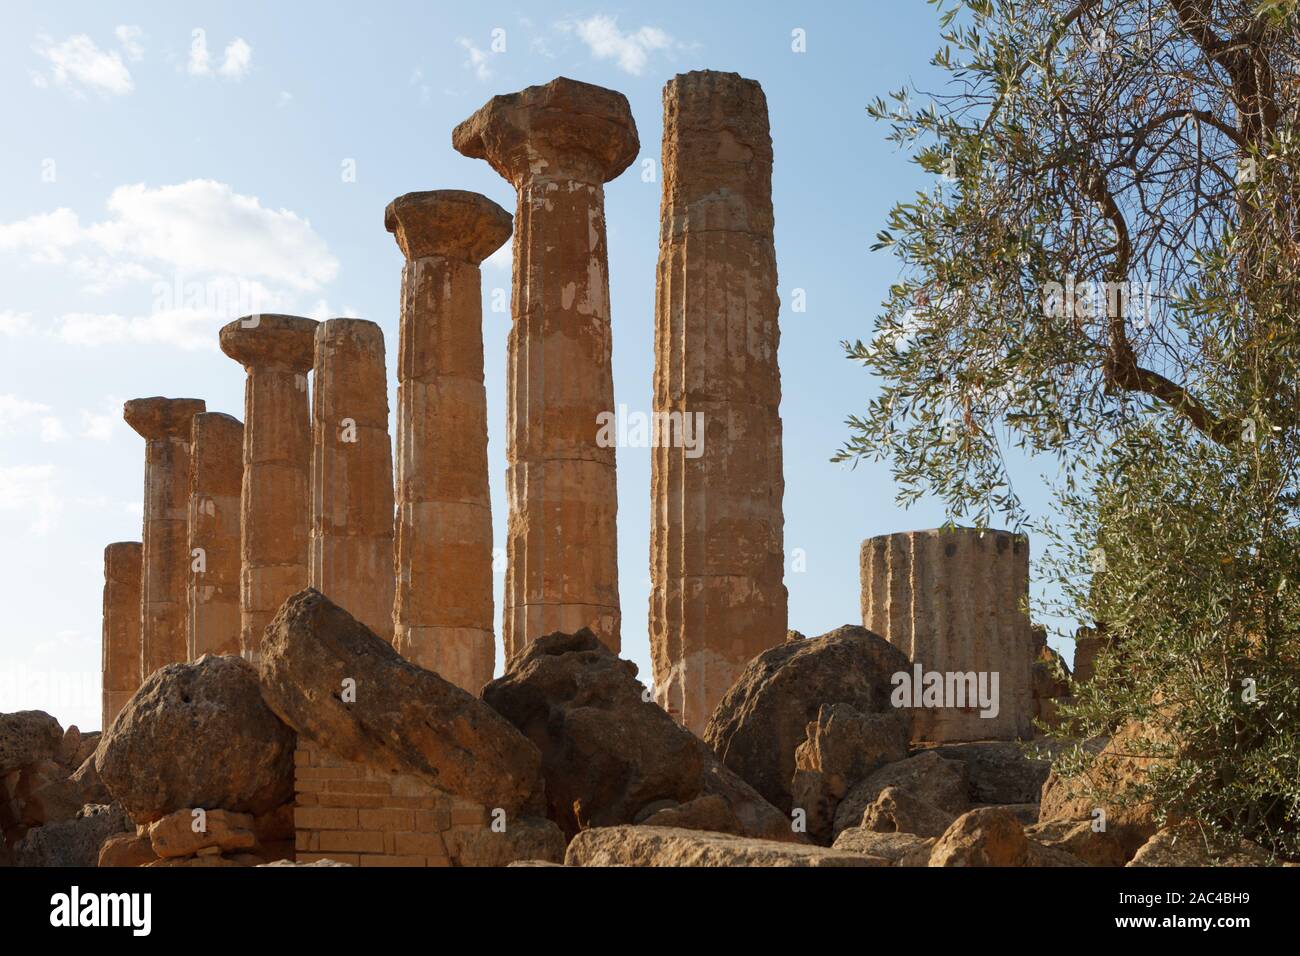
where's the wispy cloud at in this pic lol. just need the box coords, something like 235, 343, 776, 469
32, 32, 134, 97
567, 15, 674, 75
457, 37, 492, 82
188, 29, 252, 80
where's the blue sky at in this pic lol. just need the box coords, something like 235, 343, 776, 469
0, 1, 1068, 730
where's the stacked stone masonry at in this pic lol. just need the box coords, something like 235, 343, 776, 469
453, 77, 637, 663
124, 397, 207, 679
650, 70, 789, 736
860, 528, 1034, 742
293, 740, 492, 867
101, 541, 143, 730
387, 190, 512, 693
187, 411, 244, 659
310, 319, 396, 642
219, 314, 318, 661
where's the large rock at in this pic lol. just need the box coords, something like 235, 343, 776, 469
446, 816, 566, 866
565, 826, 890, 867
1038, 722, 1161, 858
923, 740, 1059, 805
831, 827, 934, 864
1126, 827, 1271, 867
96, 654, 295, 824
1025, 819, 1128, 866
704, 625, 912, 814
260, 588, 542, 815
858, 786, 957, 838
148, 808, 257, 858
791, 703, 909, 844
928, 807, 1086, 867
70, 755, 110, 805
7, 759, 83, 827
483, 628, 794, 841
832, 751, 970, 838
98, 831, 159, 867
14, 803, 130, 867
0, 711, 63, 773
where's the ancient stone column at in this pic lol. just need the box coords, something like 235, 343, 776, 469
102, 541, 142, 729
124, 397, 206, 679
649, 71, 789, 735
453, 77, 637, 662
219, 314, 317, 661
310, 318, 396, 641
860, 528, 1034, 742
385, 190, 512, 691
187, 412, 244, 659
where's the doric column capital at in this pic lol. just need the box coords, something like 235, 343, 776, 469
452, 76, 639, 186
385, 190, 512, 264
219, 314, 318, 372
123, 397, 206, 440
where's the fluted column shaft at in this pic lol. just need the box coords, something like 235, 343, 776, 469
188, 411, 244, 658
102, 541, 142, 729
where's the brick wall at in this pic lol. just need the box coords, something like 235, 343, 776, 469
293, 740, 492, 866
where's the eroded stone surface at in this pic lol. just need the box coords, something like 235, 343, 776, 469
124, 396, 206, 678
564, 825, 888, 867
453, 77, 637, 661
387, 191, 511, 692
650, 70, 788, 736
101, 543, 142, 731
860, 527, 1035, 741
188, 412, 244, 659
310, 319, 395, 641
220, 314, 318, 660
259, 588, 542, 815
95, 654, 295, 824
703, 624, 911, 815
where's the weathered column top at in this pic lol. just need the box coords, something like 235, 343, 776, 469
104, 540, 142, 564
190, 412, 245, 486
385, 190, 512, 264
219, 314, 318, 371
123, 397, 207, 439
452, 76, 639, 186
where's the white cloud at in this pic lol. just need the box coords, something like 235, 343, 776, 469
219, 38, 252, 79
189, 29, 251, 79
0, 311, 35, 337
1, 180, 337, 292
40, 417, 67, 443
0, 394, 53, 435
115, 25, 145, 62
80, 396, 124, 442
570, 15, 673, 75
457, 38, 492, 81
0, 464, 62, 536
33, 33, 134, 96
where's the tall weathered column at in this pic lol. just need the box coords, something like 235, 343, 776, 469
219, 314, 317, 661
102, 541, 142, 729
385, 190, 512, 691
124, 396, 206, 679
860, 527, 1034, 742
310, 318, 396, 641
649, 71, 789, 735
187, 411, 244, 659
453, 77, 637, 663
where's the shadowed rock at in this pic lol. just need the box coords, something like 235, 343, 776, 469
258, 588, 543, 815
96, 655, 295, 824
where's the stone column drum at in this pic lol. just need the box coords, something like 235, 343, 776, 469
310, 318, 396, 641
649, 71, 789, 735
187, 411, 244, 659
124, 396, 206, 679
860, 528, 1034, 742
453, 76, 638, 662
102, 541, 142, 729
385, 190, 512, 691
219, 314, 317, 660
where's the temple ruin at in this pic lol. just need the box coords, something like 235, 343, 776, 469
78, 72, 1074, 870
